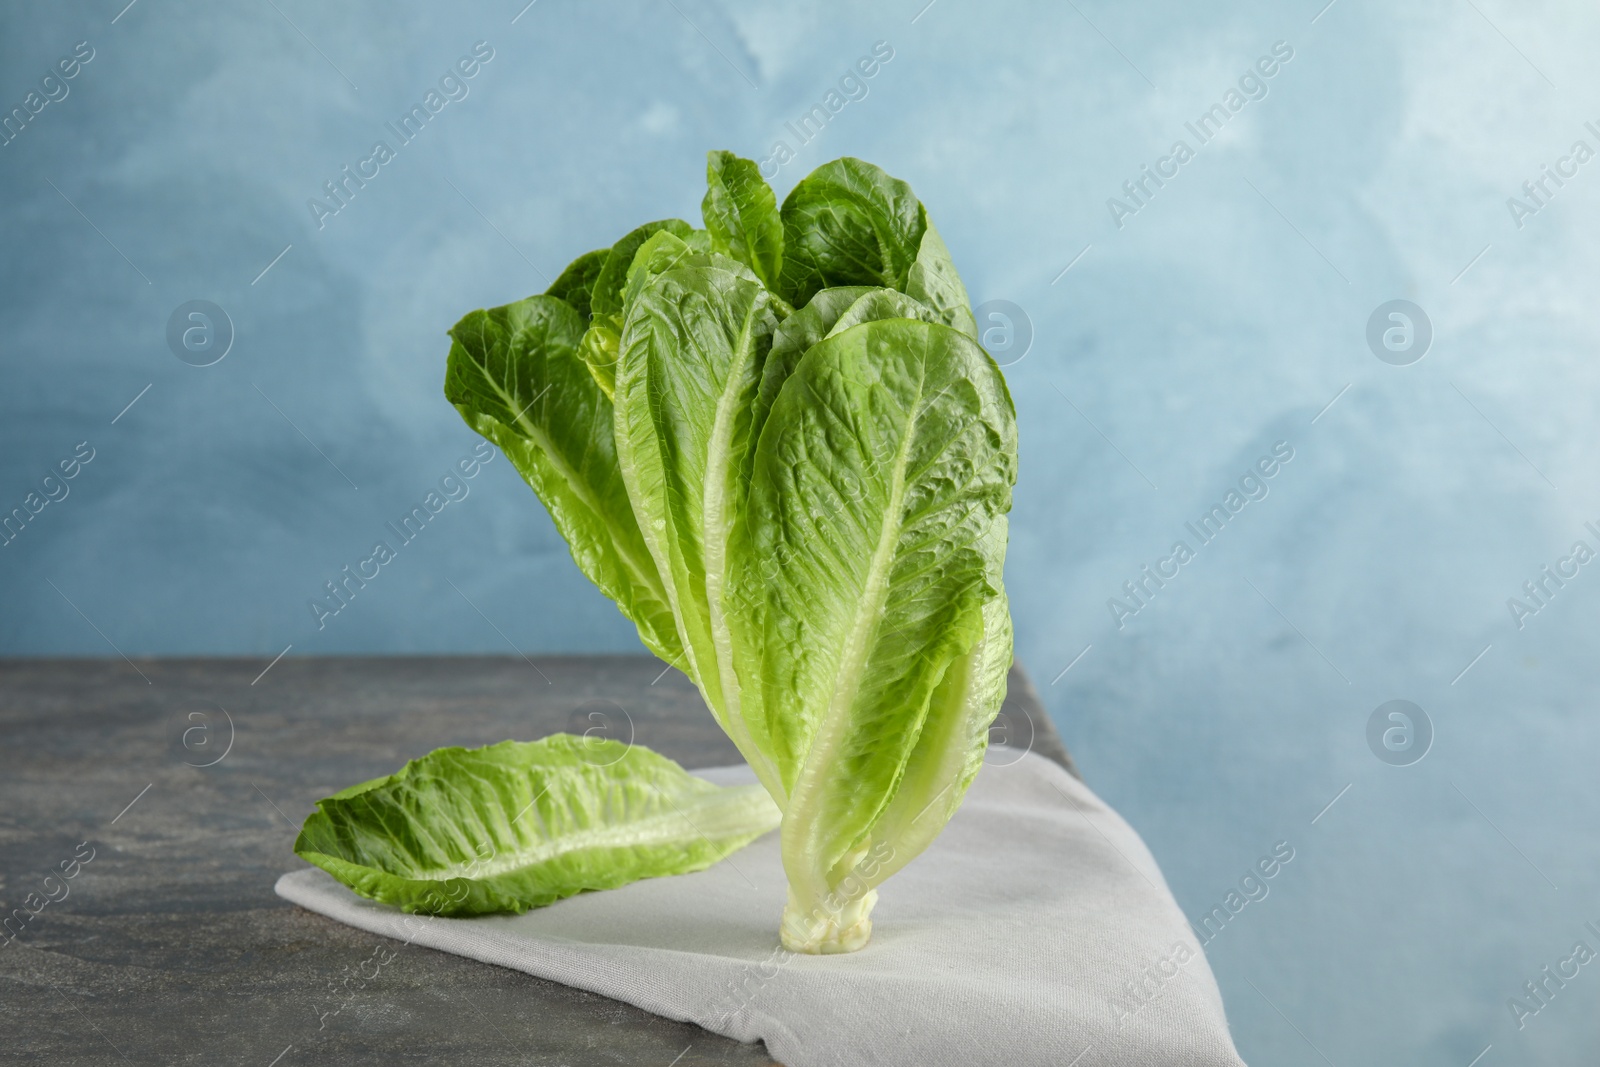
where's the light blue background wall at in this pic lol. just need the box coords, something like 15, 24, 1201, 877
4, 1, 1598, 1062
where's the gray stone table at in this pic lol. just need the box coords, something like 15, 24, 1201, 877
0, 656, 1073, 1066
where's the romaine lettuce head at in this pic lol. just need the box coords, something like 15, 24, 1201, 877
443, 152, 1016, 951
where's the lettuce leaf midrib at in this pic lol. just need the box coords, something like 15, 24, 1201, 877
328, 783, 772, 882
699, 285, 786, 803
614, 258, 794, 803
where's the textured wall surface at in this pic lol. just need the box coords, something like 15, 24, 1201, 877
3, 1, 1597, 1063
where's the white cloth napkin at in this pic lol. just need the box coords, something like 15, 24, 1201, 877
277, 750, 1245, 1066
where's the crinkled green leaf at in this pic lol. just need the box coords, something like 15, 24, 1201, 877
747, 286, 940, 475
703, 150, 783, 289
863, 524, 1012, 883
582, 230, 728, 401
294, 734, 780, 916
727, 317, 1016, 922
824, 287, 944, 339
590, 218, 696, 318
748, 286, 876, 467
546, 248, 609, 320
777, 157, 928, 307
614, 260, 787, 797
904, 219, 979, 340
621, 229, 730, 308
445, 294, 680, 663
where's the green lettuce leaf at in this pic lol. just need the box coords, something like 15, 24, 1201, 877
770, 290, 1006, 878
748, 286, 876, 462
590, 218, 696, 318
702, 150, 783, 290
613, 258, 788, 796
577, 220, 698, 399
824, 287, 944, 338
862, 525, 1012, 884
582, 229, 726, 400
745, 286, 940, 476
777, 157, 928, 307
904, 220, 979, 339
728, 317, 1016, 951
546, 248, 609, 320
621, 228, 736, 307
577, 314, 622, 399
445, 294, 681, 663
294, 734, 780, 915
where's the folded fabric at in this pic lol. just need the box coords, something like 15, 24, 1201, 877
277, 750, 1245, 1066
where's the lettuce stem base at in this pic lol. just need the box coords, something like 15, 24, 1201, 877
779, 886, 878, 954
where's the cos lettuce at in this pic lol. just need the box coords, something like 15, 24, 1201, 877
350, 150, 1021, 953
295, 735, 779, 916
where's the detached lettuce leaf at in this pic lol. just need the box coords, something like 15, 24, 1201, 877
445, 295, 682, 663
295, 734, 780, 915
